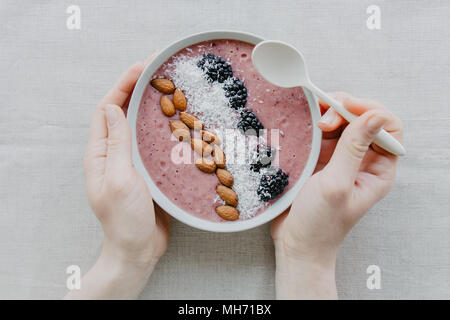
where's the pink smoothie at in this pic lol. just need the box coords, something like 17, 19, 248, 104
137, 39, 312, 222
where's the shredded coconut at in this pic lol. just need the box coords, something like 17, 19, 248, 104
169, 55, 267, 219
170, 56, 239, 130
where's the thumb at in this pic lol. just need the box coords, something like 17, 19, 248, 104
104, 104, 133, 173
326, 109, 389, 182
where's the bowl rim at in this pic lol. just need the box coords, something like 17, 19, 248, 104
127, 30, 322, 232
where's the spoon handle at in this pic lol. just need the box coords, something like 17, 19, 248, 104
307, 83, 405, 156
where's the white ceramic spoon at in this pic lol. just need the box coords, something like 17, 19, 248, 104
252, 40, 405, 156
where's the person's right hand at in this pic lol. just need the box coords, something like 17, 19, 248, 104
66, 61, 170, 299
271, 93, 403, 299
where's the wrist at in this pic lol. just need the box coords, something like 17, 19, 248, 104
100, 240, 158, 279
84, 248, 156, 299
273, 237, 338, 268
274, 241, 338, 299
65, 245, 157, 300
98, 250, 155, 280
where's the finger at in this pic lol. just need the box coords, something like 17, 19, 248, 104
317, 108, 346, 132
117, 55, 158, 116
144, 52, 158, 66
315, 125, 347, 173
154, 201, 171, 232
104, 104, 133, 173
85, 105, 107, 159
318, 92, 352, 113
84, 105, 108, 192
342, 97, 403, 142
326, 109, 390, 183
322, 124, 345, 140
121, 95, 132, 117
317, 138, 339, 165
318, 92, 349, 131
99, 61, 145, 109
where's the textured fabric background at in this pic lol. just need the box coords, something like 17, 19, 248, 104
0, 0, 449, 299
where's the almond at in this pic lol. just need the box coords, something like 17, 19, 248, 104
195, 158, 216, 173
215, 205, 239, 221
212, 145, 226, 168
160, 95, 176, 117
202, 130, 221, 145
191, 138, 212, 156
169, 120, 190, 142
216, 185, 238, 207
173, 88, 187, 111
216, 168, 234, 187
180, 112, 203, 130
151, 78, 175, 94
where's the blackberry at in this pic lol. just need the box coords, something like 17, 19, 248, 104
224, 77, 247, 110
197, 53, 233, 83
251, 145, 275, 172
238, 109, 264, 136
257, 169, 289, 202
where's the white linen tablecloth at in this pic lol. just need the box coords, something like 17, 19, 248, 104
0, 0, 449, 299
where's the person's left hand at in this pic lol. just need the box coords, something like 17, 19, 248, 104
83, 61, 171, 272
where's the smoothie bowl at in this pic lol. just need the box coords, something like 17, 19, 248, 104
127, 31, 321, 232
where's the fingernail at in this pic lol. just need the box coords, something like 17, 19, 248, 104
367, 114, 386, 135
105, 104, 118, 126
318, 109, 335, 125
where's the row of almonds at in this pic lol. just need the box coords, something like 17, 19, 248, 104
151, 78, 240, 221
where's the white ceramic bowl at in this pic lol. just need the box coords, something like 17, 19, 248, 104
127, 30, 321, 232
